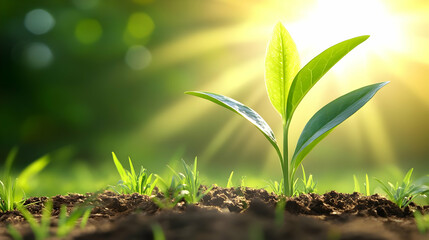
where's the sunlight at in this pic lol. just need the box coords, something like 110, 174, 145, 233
289, 0, 406, 70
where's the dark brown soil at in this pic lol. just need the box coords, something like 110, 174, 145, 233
1, 186, 428, 240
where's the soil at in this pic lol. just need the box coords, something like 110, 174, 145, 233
0, 186, 428, 240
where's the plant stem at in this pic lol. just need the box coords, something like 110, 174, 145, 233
283, 120, 290, 196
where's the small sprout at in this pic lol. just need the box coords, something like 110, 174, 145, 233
297, 165, 317, 195
57, 205, 93, 238
353, 174, 371, 196
226, 171, 234, 188
14, 200, 53, 240
186, 22, 388, 196
155, 157, 211, 205
414, 211, 429, 234
111, 152, 158, 195
375, 168, 429, 208
268, 179, 283, 196
1, 148, 48, 212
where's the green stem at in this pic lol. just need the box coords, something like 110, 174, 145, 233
283, 120, 290, 196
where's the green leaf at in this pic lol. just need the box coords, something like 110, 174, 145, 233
112, 152, 127, 181
286, 35, 370, 121
291, 82, 388, 173
185, 91, 281, 157
265, 22, 300, 117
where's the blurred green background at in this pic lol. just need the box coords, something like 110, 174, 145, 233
1, 0, 428, 196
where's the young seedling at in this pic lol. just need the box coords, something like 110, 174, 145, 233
111, 152, 158, 195
298, 165, 317, 195
375, 168, 429, 208
414, 211, 429, 234
12, 200, 53, 240
186, 22, 388, 196
353, 174, 371, 195
268, 179, 284, 196
9, 201, 92, 240
57, 205, 93, 238
156, 158, 211, 205
1, 148, 49, 212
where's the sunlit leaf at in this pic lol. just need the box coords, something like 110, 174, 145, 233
265, 22, 300, 117
286, 35, 370, 121
291, 82, 389, 173
185, 91, 281, 156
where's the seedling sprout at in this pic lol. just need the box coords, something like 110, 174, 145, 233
186, 22, 388, 196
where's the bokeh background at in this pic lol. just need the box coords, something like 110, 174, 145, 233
1, 0, 428, 196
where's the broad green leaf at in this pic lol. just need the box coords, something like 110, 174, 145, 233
286, 35, 370, 121
185, 91, 281, 156
265, 22, 300, 117
291, 82, 388, 172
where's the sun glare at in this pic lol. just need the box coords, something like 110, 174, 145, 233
288, 0, 405, 69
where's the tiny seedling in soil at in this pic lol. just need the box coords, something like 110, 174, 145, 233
1, 148, 49, 212
57, 205, 92, 238
353, 173, 371, 196
9, 201, 92, 240
376, 168, 429, 208
298, 165, 317, 195
11, 200, 53, 240
111, 152, 158, 195
156, 158, 212, 205
186, 22, 388, 196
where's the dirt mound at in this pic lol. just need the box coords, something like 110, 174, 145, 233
0, 187, 428, 240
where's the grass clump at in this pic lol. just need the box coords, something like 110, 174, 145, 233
186, 22, 388, 196
1, 148, 49, 212
111, 152, 158, 195
376, 168, 429, 208
157, 157, 211, 205
8, 201, 92, 240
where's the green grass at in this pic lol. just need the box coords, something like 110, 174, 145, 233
9, 200, 92, 240
1, 148, 48, 212
111, 152, 158, 195
156, 157, 211, 204
375, 168, 429, 208
186, 22, 388, 196
353, 174, 371, 196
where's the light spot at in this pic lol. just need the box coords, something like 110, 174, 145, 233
125, 45, 152, 70
75, 19, 102, 44
126, 12, 155, 39
24, 9, 55, 35
25, 42, 53, 69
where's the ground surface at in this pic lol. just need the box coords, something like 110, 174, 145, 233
0, 186, 428, 239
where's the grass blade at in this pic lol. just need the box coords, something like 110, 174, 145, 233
291, 82, 388, 174
227, 171, 234, 188
286, 35, 369, 121
112, 152, 127, 181
353, 175, 360, 193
